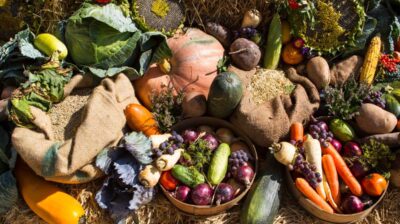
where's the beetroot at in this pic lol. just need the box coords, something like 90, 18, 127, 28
175, 186, 190, 202
191, 183, 213, 205
343, 142, 362, 157
235, 165, 254, 186
214, 183, 235, 205
350, 161, 369, 179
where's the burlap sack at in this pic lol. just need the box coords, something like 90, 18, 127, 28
230, 66, 320, 147
12, 73, 138, 184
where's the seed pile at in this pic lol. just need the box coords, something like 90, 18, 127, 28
248, 69, 295, 105
49, 88, 92, 142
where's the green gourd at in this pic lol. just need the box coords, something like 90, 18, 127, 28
207, 72, 243, 118
241, 153, 282, 224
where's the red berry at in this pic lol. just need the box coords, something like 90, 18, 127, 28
95, 0, 111, 4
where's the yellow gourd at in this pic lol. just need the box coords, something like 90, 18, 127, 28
14, 160, 85, 224
34, 33, 68, 60
359, 36, 381, 85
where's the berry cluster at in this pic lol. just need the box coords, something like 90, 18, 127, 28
293, 154, 322, 188
232, 27, 258, 40
227, 150, 253, 178
153, 131, 184, 157
363, 90, 385, 109
309, 121, 333, 148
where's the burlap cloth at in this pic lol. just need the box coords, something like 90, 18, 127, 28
12, 73, 137, 184
230, 66, 320, 147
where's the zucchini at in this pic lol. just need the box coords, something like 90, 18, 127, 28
385, 94, 400, 118
207, 72, 243, 118
263, 13, 282, 69
171, 165, 205, 188
208, 143, 231, 185
241, 153, 282, 224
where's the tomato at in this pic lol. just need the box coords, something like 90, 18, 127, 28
160, 171, 179, 191
361, 173, 387, 197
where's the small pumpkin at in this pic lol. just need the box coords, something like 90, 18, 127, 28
125, 103, 160, 136
207, 71, 243, 118
134, 28, 225, 109
282, 44, 304, 65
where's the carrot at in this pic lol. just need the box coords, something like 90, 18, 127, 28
323, 177, 342, 213
322, 154, 340, 205
304, 135, 326, 200
322, 143, 363, 196
290, 122, 304, 142
295, 178, 334, 213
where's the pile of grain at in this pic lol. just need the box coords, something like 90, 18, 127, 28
49, 88, 92, 142
248, 69, 295, 105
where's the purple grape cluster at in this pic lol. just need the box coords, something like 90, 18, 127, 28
293, 154, 322, 188
289, 140, 305, 154
232, 27, 258, 39
309, 121, 334, 148
227, 150, 253, 178
153, 131, 184, 157
363, 90, 385, 108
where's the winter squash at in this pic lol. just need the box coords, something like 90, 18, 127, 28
134, 28, 225, 109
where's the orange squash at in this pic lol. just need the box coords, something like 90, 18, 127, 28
282, 43, 304, 65
134, 28, 225, 109
125, 103, 160, 136
14, 160, 85, 224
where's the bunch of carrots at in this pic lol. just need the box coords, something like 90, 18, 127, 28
272, 122, 366, 214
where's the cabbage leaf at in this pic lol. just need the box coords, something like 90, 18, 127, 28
64, 3, 172, 79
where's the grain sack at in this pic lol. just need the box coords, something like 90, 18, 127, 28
230, 66, 320, 147
12, 73, 138, 184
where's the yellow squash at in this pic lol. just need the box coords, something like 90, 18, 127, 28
359, 35, 381, 85
34, 33, 68, 60
14, 160, 85, 224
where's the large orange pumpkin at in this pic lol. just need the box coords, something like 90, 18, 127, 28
134, 28, 225, 109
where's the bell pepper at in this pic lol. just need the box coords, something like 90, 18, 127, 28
160, 170, 179, 191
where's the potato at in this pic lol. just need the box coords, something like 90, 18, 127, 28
355, 103, 397, 134
330, 55, 363, 85
230, 38, 261, 71
306, 56, 330, 89
205, 22, 232, 48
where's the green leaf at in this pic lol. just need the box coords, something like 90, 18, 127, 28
0, 171, 18, 215
342, 16, 377, 57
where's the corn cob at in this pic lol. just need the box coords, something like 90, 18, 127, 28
359, 36, 381, 85
263, 13, 282, 69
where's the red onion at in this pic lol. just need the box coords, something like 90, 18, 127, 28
235, 165, 254, 186
214, 183, 235, 205
330, 139, 342, 153
191, 183, 213, 205
342, 195, 364, 214
175, 186, 191, 202
201, 134, 219, 151
343, 142, 362, 157
182, 129, 198, 143
360, 195, 374, 209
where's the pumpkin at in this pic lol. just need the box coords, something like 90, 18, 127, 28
134, 28, 225, 109
282, 44, 304, 65
125, 103, 160, 136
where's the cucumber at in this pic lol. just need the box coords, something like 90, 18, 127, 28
263, 13, 282, 69
385, 94, 400, 118
241, 153, 282, 224
207, 143, 231, 185
171, 165, 205, 188
34, 33, 68, 60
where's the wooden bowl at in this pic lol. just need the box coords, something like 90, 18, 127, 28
160, 117, 258, 216
286, 168, 388, 223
